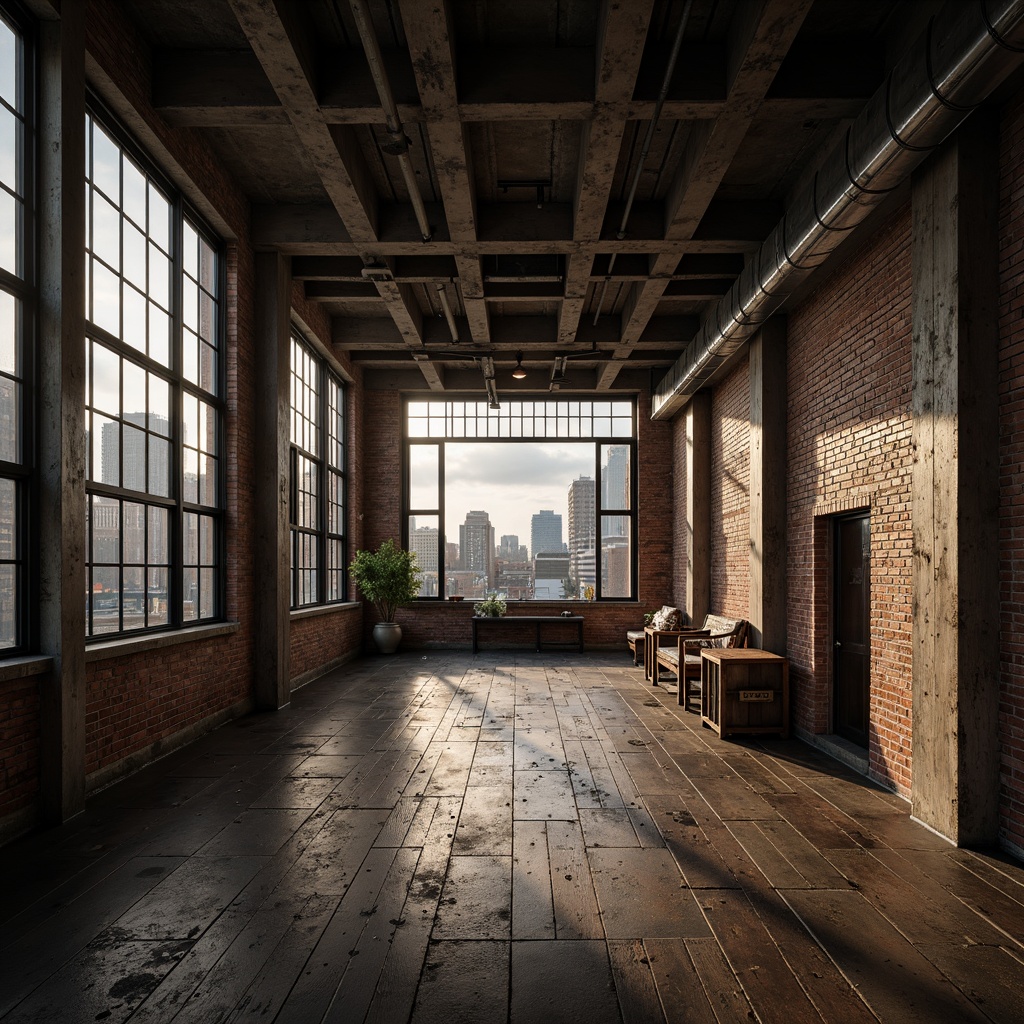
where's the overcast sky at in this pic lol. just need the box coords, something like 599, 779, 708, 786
444, 442, 595, 553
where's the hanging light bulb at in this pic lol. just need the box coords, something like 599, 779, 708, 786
512, 351, 527, 379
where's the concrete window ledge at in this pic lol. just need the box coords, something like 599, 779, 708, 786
86, 621, 241, 663
0, 655, 54, 684
290, 601, 361, 622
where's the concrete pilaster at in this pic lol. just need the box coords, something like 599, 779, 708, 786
749, 319, 787, 654
38, 2, 87, 824
254, 252, 292, 710
911, 114, 1000, 845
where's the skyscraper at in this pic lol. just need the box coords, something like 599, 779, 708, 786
459, 510, 495, 586
602, 445, 629, 538
530, 509, 562, 559
567, 475, 596, 589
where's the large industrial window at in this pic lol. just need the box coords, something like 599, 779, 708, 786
0, 7, 30, 653
84, 108, 224, 637
405, 399, 636, 601
290, 332, 346, 608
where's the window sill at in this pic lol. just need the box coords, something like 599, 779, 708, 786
86, 621, 241, 663
290, 601, 361, 621
0, 654, 54, 684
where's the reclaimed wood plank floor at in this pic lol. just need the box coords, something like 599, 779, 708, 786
2, 651, 1024, 1023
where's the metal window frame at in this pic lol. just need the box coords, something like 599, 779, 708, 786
83, 100, 226, 641
0, 1, 35, 656
289, 330, 347, 609
402, 396, 638, 602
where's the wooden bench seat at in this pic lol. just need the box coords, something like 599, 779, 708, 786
653, 615, 748, 710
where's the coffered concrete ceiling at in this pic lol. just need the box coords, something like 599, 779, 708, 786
114, 0, 941, 395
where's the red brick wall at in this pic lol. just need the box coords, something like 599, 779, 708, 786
998, 91, 1024, 856
786, 204, 914, 795
0, 677, 41, 823
710, 357, 751, 619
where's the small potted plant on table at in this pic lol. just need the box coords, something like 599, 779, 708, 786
349, 539, 422, 654
474, 593, 506, 617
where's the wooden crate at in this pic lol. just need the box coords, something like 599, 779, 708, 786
701, 649, 789, 738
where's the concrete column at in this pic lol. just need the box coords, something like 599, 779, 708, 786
37, 2, 87, 824
254, 252, 291, 710
911, 113, 1000, 845
686, 392, 711, 625
749, 319, 787, 654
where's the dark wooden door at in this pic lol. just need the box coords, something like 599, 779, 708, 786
833, 514, 870, 747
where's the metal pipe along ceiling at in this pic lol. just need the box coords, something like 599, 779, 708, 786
651, 0, 1024, 421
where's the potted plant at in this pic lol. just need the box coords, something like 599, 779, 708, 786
349, 539, 422, 654
474, 593, 506, 617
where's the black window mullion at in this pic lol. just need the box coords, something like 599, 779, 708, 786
169, 197, 184, 628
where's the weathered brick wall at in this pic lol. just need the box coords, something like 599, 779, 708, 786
710, 357, 751, 619
786, 203, 914, 795
0, 677, 40, 824
998, 90, 1024, 856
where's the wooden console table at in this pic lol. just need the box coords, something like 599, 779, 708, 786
701, 649, 789, 738
471, 615, 584, 654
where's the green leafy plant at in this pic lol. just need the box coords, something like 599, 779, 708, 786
643, 610, 656, 626
349, 539, 422, 623
474, 593, 507, 617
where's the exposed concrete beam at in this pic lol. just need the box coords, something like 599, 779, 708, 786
226, 0, 378, 241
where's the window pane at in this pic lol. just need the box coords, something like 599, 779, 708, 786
409, 514, 439, 597
0, 190, 15, 275
90, 122, 120, 199
183, 567, 198, 621
183, 511, 198, 564
0, 20, 15, 110
601, 444, 631, 513
0, 289, 16, 374
0, 378, 17, 461
600, 517, 632, 599
90, 342, 120, 415
409, 444, 439, 510
0, 104, 15, 191
148, 506, 169, 563
0, 477, 14, 559
148, 568, 168, 626
93, 415, 119, 486
0, 564, 14, 649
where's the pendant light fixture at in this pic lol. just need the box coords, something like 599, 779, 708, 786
511, 352, 527, 379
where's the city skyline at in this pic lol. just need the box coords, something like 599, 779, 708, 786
443, 441, 594, 558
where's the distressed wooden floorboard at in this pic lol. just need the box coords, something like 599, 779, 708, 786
1, 652, 1023, 1024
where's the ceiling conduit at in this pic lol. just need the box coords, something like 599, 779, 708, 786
651, 0, 1024, 420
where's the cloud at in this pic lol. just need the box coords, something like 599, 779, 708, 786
443, 442, 595, 545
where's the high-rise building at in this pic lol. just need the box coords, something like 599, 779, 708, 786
602, 445, 629, 538
533, 552, 571, 600
567, 476, 596, 588
530, 509, 563, 559
409, 522, 441, 596
459, 510, 495, 586
498, 534, 527, 561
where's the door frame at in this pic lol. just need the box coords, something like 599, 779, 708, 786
831, 510, 871, 745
